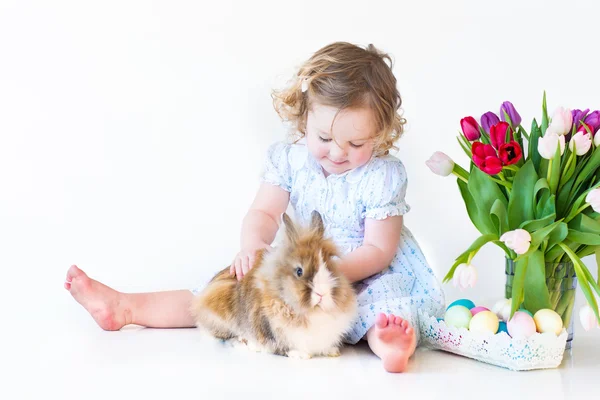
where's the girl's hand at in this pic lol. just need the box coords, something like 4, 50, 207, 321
230, 243, 272, 281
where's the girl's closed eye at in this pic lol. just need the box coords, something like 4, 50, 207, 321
318, 136, 332, 143
349, 142, 364, 148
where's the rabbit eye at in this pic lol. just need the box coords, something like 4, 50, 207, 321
295, 267, 303, 277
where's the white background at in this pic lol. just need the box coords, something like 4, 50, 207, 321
1, 1, 599, 394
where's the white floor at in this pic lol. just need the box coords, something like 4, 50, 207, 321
11, 294, 599, 400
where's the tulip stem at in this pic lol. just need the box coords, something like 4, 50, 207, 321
454, 174, 468, 184
487, 176, 513, 189
547, 158, 553, 182
502, 165, 520, 172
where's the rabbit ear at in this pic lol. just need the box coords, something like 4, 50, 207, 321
310, 210, 325, 237
282, 213, 298, 243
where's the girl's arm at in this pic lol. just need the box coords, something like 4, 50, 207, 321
241, 183, 290, 248
338, 215, 403, 283
231, 183, 290, 279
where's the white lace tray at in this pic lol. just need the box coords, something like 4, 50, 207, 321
418, 310, 568, 371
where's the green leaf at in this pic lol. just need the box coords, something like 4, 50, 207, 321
560, 243, 600, 323
520, 213, 556, 232
529, 118, 543, 174
569, 214, 600, 234
508, 160, 538, 230
596, 247, 600, 286
541, 91, 549, 135
469, 165, 508, 214
546, 222, 568, 249
511, 257, 529, 318
490, 199, 509, 236
570, 147, 600, 200
531, 220, 564, 247
539, 194, 556, 219
523, 250, 551, 314
548, 144, 562, 195
442, 234, 498, 283
457, 179, 495, 235
556, 176, 576, 217
558, 151, 577, 191
566, 229, 600, 245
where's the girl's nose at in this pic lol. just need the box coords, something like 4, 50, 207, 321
329, 141, 346, 159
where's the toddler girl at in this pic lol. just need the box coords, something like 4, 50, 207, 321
65, 41, 445, 373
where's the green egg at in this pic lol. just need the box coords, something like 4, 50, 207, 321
444, 305, 472, 329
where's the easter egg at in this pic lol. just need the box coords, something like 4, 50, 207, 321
469, 311, 499, 334
446, 299, 476, 311
507, 311, 537, 338
470, 306, 490, 316
492, 298, 512, 321
444, 305, 472, 329
497, 321, 509, 335
518, 308, 533, 317
533, 309, 563, 335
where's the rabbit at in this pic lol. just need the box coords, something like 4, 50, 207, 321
190, 211, 358, 359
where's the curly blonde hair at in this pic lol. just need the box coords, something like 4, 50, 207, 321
272, 42, 406, 156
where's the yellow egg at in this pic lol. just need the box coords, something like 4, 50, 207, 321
468, 310, 499, 334
533, 309, 563, 335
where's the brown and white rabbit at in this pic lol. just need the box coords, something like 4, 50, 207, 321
190, 211, 358, 359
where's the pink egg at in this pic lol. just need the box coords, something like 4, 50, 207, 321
507, 311, 537, 338
470, 306, 490, 316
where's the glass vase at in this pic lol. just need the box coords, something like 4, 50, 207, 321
504, 258, 577, 350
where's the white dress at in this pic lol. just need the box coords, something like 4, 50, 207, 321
260, 141, 445, 344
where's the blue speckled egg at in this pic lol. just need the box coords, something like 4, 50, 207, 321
446, 299, 476, 311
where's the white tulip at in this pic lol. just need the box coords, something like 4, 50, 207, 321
452, 263, 477, 290
492, 298, 512, 321
579, 304, 600, 331
585, 188, 600, 212
537, 132, 566, 159
500, 229, 532, 255
546, 107, 573, 136
426, 151, 455, 177
595, 133, 600, 147
569, 131, 592, 155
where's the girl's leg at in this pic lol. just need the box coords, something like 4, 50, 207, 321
365, 313, 417, 373
65, 265, 196, 330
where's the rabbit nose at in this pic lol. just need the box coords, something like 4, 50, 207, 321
315, 292, 323, 303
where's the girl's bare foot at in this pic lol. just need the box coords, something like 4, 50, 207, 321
65, 265, 131, 330
367, 313, 417, 373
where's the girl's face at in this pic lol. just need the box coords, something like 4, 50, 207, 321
305, 103, 376, 176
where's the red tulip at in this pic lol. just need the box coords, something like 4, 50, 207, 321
460, 116, 481, 141
472, 142, 496, 165
489, 122, 514, 149
478, 156, 503, 175
472, 142, 503, 175
498, 141, 523, 165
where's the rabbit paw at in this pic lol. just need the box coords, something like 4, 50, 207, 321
287, 350, 312, 359
324, 347, 341, 357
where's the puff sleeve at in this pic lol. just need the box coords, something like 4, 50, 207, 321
362, 158, 411, 220
261, 141, 293, 192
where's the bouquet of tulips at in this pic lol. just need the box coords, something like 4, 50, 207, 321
427, 92, 600, 331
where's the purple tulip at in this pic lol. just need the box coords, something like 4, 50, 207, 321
480, 112, 500, 134
571, 109, 590, 130
500, 101, 522, 128
584, 111, 600, 134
